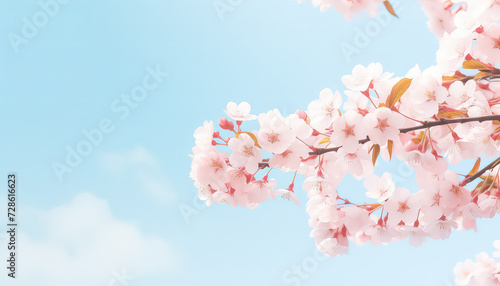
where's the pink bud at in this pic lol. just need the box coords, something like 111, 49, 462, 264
476, 26, 484, 33
218, 118, 235, 131
296, 110, 308, 120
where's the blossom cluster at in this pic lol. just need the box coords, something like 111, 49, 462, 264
454, 240, 500, 285
190, 0, 500, 257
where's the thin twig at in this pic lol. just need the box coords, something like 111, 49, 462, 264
309, 115, 500, 156
461, 156, 500, 186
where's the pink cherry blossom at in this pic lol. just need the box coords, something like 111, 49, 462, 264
384, 188, 419, 226
416, 187, 449, 224
364, 172, 395, 202
257, 109, 295, 154
335, 147, 372, 177
330, 111, 365, 153
343, 90, 373, 115
275, 189, 301, 205
307, 195, 339, 223
456, 202, 481, 231
246, 179, 277, 204
439, 170, 471, 210
454, 10, 480, 34
424, 219, 458, 240
288, 113, 313, 140
213, 191, 237, 209
436, 30, 474, 74
317, 238, 348, 257
406, 74, 448, 117
195, 182, 214, 207
420, 0, 457, 38
363, 107, 403, 145
341, 63, 386, 92
224, 101, 257, 121
303, 176, 338, 198
193, 120, 214, 150
307, 88, 342, 131
225, 167, 248, 191
454, 240, 500, 286
192, 147, 228, 190
454, 259, 479, 285
438, 134, 477, 166
398, 225, 428, 247
478, 194, 500, 218
447, 80, 477, 109
269, 140, 309, 170
228, 133, 263, 174
475, 24, 500, 64
364, 219, 397, 246
341, 207, 370, 235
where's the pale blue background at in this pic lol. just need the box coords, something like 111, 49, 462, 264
1, 0, 499, 285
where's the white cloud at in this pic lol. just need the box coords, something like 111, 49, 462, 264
102, 147, 175, 204
0, 193, 177, 286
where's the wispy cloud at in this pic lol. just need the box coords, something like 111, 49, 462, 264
0, 193, 177, 286
102, 147, 176, 204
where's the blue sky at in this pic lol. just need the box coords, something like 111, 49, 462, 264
1, 0, 499, 285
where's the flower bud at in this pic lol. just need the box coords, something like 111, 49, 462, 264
218, 118, 235, 131
296, 110, 307, 120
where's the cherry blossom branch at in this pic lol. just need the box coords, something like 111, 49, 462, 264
254, 115, 500, 168
459, 72, 500, 83
258, 159, 269, 169
310, 115, 500, 156
191, 0, 500, 260
313, 137, 370, 155
399, 115, 500, 133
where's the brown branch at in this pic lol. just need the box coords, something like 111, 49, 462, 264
460, 73, 500, 83
258, 158, 269, 169
313, 137, 370, 155
309, 114, 500, 156
400, 115, 500, 133
461, 156, 500, 186
258, 162, 269, 169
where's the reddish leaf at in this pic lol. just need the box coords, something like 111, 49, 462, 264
474, 71, 492, 80
411, 131, 425, 144
463, 60, 491, 70
437, 109, 468, 119
371, 144, 380, 166
468, 158, 481, 176
383, 1, 398, 18
387, 140, 393, 160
